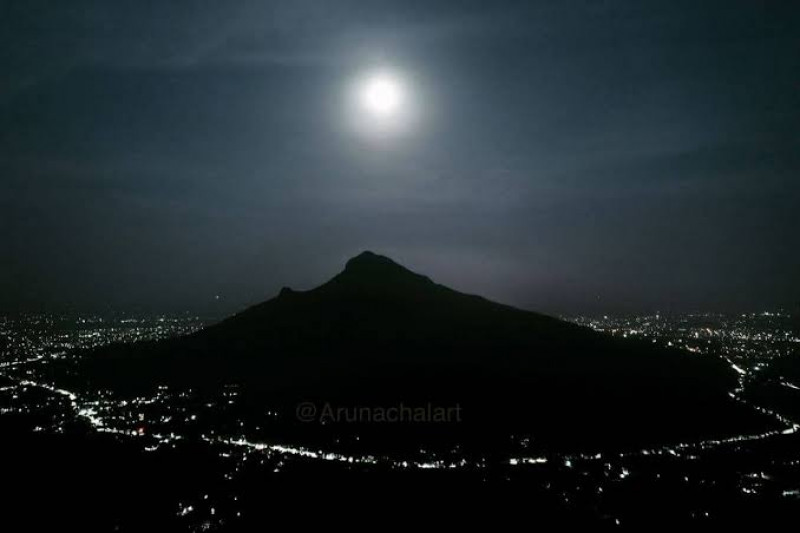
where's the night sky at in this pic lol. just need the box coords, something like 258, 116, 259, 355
2, 1, 798, 315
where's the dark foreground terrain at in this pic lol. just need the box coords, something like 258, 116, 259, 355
2, 255, 799, 528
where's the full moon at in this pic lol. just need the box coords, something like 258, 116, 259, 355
345, 68, 417, 139
360, 73, 404, 118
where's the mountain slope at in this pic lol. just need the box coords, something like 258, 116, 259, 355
73, 251, 773, 450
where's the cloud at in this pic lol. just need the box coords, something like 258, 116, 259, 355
0, 2, 256, 101
0, 0, 524, 97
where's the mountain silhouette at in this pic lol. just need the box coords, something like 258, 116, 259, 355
73, 251, 774, 450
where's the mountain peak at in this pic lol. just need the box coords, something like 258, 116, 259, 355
345, 251, 398, 270
336, 251, 433, 288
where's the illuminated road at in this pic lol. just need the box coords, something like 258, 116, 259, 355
3, 358, 797, 472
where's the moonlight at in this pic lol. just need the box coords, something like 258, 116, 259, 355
346, 68, 417, 139
360, 73, 404, 117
